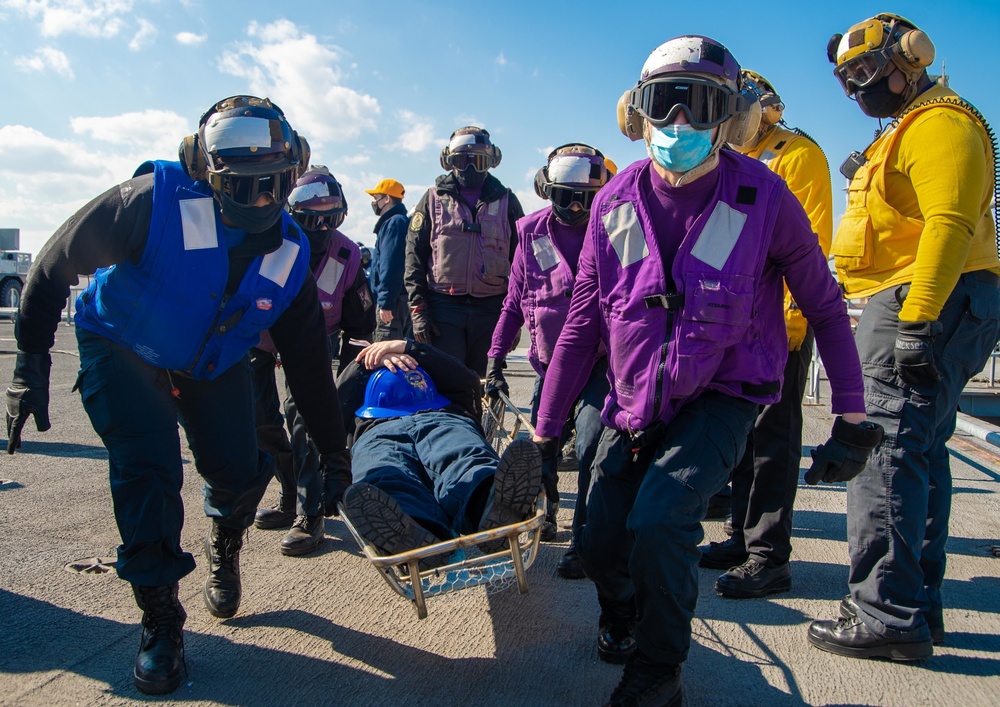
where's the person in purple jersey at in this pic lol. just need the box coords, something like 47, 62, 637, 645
531, 36, 882, 706
486, 144, 616, 579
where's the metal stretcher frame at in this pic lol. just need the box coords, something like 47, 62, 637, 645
338, 390, 546, 620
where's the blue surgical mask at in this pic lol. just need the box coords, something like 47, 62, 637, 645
648, 123, 714, 173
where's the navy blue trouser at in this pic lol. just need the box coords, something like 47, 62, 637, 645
848, 270, 1000, 637
76, 329, 273, 586
351, 411, 498, 540
426, 291, 504, 378
578, 392, 758, 666
530, 357, 609, 537
250, 348, 295, 503
730, 328, 814, 566
374, 292, 413, 342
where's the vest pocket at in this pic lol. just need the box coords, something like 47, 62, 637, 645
831, 164, 875, 273
677, 273, 753, 354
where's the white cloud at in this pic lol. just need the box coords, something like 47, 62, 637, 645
128, 18, 156, 51
495, 52, 507, 66
70, 110, 191, 158
3, 0, 133, 38
176, 31, 206, 46
393, 110, 443, 154
13, 47, 74, 78
218, 19, 380, 146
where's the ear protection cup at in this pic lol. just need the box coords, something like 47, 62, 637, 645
617, 90, 643, 142
178, 134, 207, 181
723, 94, 763, 149
761, 103, 784, 126
295, 134, 311, 177
491, 146, 502, 169
534, 167, 549, 200
898, 29, 935, 68
439, 147, 451, 171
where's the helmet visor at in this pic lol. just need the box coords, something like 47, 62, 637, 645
833, 48, 894, 95
448, 151, 492, 173
632, 78, 738, 129
291, 208, 346, 231
210, 169, 297, 205
549, 185, 599, 210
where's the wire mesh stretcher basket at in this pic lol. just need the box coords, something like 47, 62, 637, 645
338, 390, 546, 619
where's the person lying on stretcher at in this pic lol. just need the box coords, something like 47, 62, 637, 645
337, 339, 542, 565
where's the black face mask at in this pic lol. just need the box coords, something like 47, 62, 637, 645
455, 166, 488, 190
371, 198, 385, 216
855, 77, 908, 119
304, 226, 333, 258
219, 195, 284, 234
552, 204, 589, 227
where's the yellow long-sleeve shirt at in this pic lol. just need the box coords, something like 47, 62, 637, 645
831, 83, 999, 321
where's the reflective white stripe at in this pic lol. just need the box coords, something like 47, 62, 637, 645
642, 37, 702, 76
531, 235, 560, 271
690, 201, 746, 271
203, 115, 273, 151
449, 134, 482, 150
548, 155, 592, 184
316, 256, 345, 294
760, 150, 776, 165
604, 202, 649, 267
179, 197, 218, 251
259, 238, 300, 287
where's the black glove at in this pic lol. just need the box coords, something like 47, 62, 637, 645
485, 357, 509, 399
410, 304, 440, 344
536, 438, 560, 504
320, 448, 352, 517
805, 416, 885, 485
894, 320, 943, 387
6, 352, 52, 454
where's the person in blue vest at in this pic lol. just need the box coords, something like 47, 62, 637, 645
486, 144, 616, 578
4, 95, 351, 696
531, 39, 881, 705
251, 167, 375, 556
404, 126, 524, 376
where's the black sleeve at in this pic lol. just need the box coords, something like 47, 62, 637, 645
506, 190, 525, 261
404, 340, 482, 419
17, 175, 153, 353
339, 265, 376, 342
404, 190, 433, 306
269, 274, 348, 454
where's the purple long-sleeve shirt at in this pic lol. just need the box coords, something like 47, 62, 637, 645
535, 158, 865, 439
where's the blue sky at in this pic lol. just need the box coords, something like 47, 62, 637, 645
1, 0, 998, 257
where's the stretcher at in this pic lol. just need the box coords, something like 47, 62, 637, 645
338, 390, 546, 619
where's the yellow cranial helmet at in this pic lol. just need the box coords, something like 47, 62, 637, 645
741, 69, 784, 125
828, 13, 935, 96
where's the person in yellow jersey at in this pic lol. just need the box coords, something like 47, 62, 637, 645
699, 70, 834, 599
808, 13, 1000, 661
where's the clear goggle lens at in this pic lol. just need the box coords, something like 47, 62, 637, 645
834, 49, 894, 94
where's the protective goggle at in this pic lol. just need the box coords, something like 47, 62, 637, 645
290, 208, 346, 231
833, 47, 896, 95
209, 169, 297, 206
548, 185, 599, 210
448, 151, 492, 173
630, 77, 740, 129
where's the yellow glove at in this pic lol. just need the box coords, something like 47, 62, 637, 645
785, 295, 808, 352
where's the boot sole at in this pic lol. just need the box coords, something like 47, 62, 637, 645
133, 668, 181, 695
343, 483, 443, 566
597, 644, 635, 664
807, 630, 933, 661
715, 576, 791, 599
479, 439, 542, 553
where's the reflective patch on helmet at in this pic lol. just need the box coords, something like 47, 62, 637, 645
449, 133, 484, 150
532, 235, 560, 271
259, 238, 300, 287
179, 197, 219, 251
548, 155, 593, 185
603, 202, 649, 268
204, 115, 274, 152
409, 212, 424, 232
642, 37, 703, 78
689, 201, 746, 271
316, 256, 345, 294
289, 181, 334, 205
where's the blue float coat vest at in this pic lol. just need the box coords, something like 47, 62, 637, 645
74, 160, 311, 380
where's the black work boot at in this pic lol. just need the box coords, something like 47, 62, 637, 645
697, 536, 748, 570
478, 439, 543, 553
321, 449, 353, 517
132, 583, 186, 695
557, 541, 587, 580
280, 515, 325, 557
540, 504, 559, 542
203, 521, 244, 618
605, 650, 683, 707
598, 596, 637, 664
254, 492, 296, 530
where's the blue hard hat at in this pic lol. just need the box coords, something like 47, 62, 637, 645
356, 366, 451, 419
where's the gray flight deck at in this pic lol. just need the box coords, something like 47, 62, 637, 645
1, 320, 998, 706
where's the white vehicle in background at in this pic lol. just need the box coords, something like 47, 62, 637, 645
0, 228, 32, 309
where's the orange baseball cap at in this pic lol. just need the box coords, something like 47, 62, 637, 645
364, 178, 405, 199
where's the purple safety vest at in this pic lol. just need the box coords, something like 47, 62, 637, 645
595, 154, 789, 435
426, 188, 511, 297
258, 228, 361, 354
